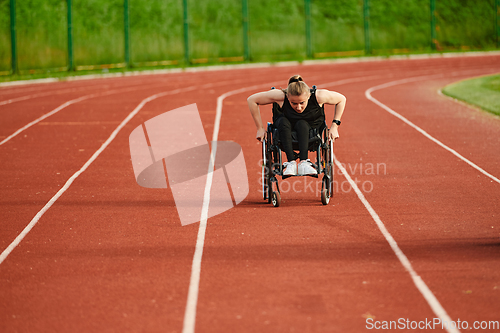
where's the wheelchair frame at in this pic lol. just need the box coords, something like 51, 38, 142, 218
262, 119, 335, 207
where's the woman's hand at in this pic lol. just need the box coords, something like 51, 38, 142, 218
247, 89, 284, 142
329, 125, 339, 142
256, 127, 266, 142
317, 89, 346, 143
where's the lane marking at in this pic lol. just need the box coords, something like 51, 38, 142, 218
37, 121, 121, 126
0, 78, 251, 266
321, 74, 388, 88
358, 68, 498, 332
0, 84, 57, 95
0, 85, 203, 265
333, 155, 460, 333
182, 82, 281, 333
181, 74, 403, 333
0, 84, 164, 147
0, 86, 100, 106
0, 95, 94, 146
0, 82, 150, 106
365, 71, 500, 185
183, 69, 499, 331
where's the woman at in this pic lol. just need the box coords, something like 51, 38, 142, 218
247, 75, 346, 176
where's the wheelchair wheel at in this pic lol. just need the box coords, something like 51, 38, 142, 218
321, 132, 334, 205
321, 179, 330, 205
262, 138, 267, 200
262, 134, 273, 203
272, 190, 281, 207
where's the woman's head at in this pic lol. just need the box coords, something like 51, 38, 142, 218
286, 75, 310, 96
285, 75, 310, 113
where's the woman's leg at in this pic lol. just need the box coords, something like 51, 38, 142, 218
275, 116, 295, 162
294, 120, 311, 161
295, 120, 318, 175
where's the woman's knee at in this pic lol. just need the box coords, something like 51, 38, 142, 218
294, 120, 310, 134
276, 116, 291, 131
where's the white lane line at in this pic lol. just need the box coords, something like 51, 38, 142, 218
182, 70, 494, 332
365, 72, 500, 185
0, 78, 251, 265
0, 84, 161, 147
0, 86, 98, 106
333, 155, 460, 333
37, 121, 121, 126
0, 82, 147, 106
181, 74, 420, 333
182, 82, 281, 333
0, 95, 94, 146
0, 85, 200, 265
321, 74, 389, 88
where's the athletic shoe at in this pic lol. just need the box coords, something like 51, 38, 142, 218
298, 159, 317, 176
283, 160, 297, 176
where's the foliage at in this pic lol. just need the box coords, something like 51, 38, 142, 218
0, 0, 498, 72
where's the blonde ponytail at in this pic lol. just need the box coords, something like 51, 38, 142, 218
282, 75, 310, 96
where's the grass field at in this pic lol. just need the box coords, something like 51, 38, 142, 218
0, 0, 498, 73
442, 74, 500, 116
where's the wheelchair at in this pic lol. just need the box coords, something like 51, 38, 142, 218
262, 87, 335, 207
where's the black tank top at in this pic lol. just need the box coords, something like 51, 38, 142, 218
282, 90, 325, 128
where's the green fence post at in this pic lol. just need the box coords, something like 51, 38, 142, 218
497, 0, 500, 48
242, 0, 250, 61
305, 0, 312, 58
124, 0, 130, 67
10, 0, 17, 74
430, 0, 436, 50
183, 0, 189, 65
363, 0, 370, 55
67, 0, 74, 71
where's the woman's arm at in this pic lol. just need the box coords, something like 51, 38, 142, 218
247, 89, 285, 142
316, 89, 346, 141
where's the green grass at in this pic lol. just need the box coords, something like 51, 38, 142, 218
0, 0, 498, 76
442, 74, 500, 116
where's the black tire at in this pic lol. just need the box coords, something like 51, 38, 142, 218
262, 139, 267, 201
266, 163, 273, 204
262, 133, 273, 203
321, 176, 331, 205
272, 191, 281, 207
328, 139, 334, 197
321, 188, 330, 205
321, 129, 334, 204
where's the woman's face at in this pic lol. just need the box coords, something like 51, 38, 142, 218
288, 92, 310, 113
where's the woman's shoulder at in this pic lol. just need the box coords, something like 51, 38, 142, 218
315, 88, 346, 105
248, 88, 285, 105
314, 88, 329, 99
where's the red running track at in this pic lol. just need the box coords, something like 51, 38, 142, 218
0, 54, 499, 333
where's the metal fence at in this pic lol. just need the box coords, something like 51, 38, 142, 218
2, 0, 500, 75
